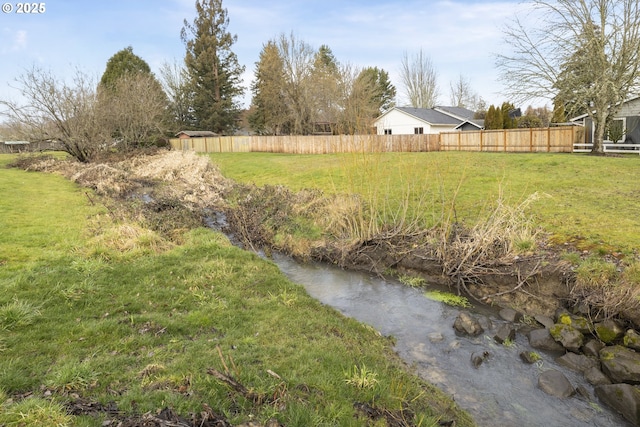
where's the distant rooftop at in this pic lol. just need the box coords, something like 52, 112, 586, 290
175, 130, 218, 138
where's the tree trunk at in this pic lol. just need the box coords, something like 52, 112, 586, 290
592, 120, 605, 154
591, 108, 608, 154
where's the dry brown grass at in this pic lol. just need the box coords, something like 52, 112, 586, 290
436, 192, 542, 292
571, 257, 640, 321
87, 222, 173, 257
13, 150, 229, 209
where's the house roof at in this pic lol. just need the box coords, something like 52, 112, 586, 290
454, 119, 484, 130
569, 95, 640, 122
175, 130, 218, 137
393, 107, 464, 125
434, 106, 476, 121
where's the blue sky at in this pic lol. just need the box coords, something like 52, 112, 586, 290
0, 0, 535, 108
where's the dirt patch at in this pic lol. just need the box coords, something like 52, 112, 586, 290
65, 398, 233, 427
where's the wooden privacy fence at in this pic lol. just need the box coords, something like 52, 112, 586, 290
439, 126, 580, 153
171, 136, 252, 153
170, 134, 439, 153
170, 126, 580, 154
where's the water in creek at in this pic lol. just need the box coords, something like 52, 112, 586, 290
267, 253, 628, 427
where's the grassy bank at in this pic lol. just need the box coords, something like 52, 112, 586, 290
209, 151, 640, 256
0, 154, 473, 426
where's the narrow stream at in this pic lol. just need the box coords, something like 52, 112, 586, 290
267, 253, 628, 427
196, 209, 630, 426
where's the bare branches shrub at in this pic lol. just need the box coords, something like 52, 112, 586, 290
0, 66, 104, 162
436, 192, 542, 291
99, 73, 170, 150
570, 257, 640, 320
1, 66, 171, 162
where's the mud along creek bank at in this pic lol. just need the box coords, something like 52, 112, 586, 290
16, 150, 640, 426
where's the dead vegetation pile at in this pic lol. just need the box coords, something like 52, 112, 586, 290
11, 150, 228, 208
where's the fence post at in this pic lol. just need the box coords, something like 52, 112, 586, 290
503, 130, 507, 151
530, 128, 533, 152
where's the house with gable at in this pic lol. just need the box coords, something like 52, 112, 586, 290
570, 96, 640, 144
373, 106, 482, 135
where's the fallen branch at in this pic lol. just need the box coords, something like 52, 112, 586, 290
481, 259, 543, 299
206, 368, 266, 405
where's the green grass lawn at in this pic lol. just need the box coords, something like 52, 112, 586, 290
0, 155, 473, 426
209, 151, 640, 256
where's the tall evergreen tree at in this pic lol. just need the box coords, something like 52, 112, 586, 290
485, 105, 500, 129
310, 45, 340, 130
181, 0, 245, 133
249, 41, 289, 135
501, 102, 517, 129
356, 67, 396, 114
100, 46, 152, 89
99, 47, 169, 148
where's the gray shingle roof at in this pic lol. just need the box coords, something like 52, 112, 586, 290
434, 106, 476, 120
176, 130, 218, 137
396, 107, 463, 125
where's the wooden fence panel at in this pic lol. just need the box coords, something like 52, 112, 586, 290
170, 128, 574, 154
440, 126, 576, 153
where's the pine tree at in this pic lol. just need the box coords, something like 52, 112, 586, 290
485, 105, 500, 129
100, 46, 152, 89
501, 102, 517, 129
310, 45, 340, 129
181, 0, 245, 133
249, 41, 289, 135
356, 67, 396, 114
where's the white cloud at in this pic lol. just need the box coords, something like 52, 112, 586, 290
1, 29, 27, 53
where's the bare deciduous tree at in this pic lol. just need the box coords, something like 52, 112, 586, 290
497, 0, 640, 153
400, 49, 439, 108
276, 32, 316, 135
0, 66, 103, 162
159, 60, 194, 130
99, 73, 170, 150
338, 65, 397, 134
449, 74, 479, 110
1, 66, 171, 162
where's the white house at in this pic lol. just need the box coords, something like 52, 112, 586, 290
373, 106, 482, 135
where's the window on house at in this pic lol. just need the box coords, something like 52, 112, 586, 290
384, 129, 392, 135
605, 118, 625, 143
414, 127, 424, 134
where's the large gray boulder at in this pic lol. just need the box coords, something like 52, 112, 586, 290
595, 383, 640, 426
600, 345, 640, 384
555, 311, 592, 334
534, 314, 555, 329
555, 352, 598, 373
453, 312, 484, 336
550, 323, 584, 353
498, 307, 521, 323
528, 328, 565, 353
595, 319, 625, 344
538, 369, 575, 398
583, 339, 605, 358
584, 367, 611, 386
494, 323, 516, 344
